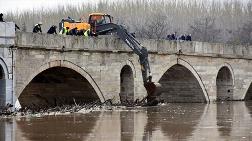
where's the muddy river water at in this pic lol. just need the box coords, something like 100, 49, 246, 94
1, 102, 252, 141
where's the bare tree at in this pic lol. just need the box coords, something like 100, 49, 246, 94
4, 0, 252, 44
21, 22, 27, 32
189, 17, 221, 42
228, 21, 252, 45
134, 13, 170, 39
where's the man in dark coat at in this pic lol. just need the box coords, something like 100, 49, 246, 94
0, 13, 4, 22
186, 34, 192, 41
181, 34, 186, 40
69, 27, 78, 35
33, 22, 42, 33
47, 25, 57, 34
171, 33, 176, 40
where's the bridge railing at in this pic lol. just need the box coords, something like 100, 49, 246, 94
15, 32, 252, 58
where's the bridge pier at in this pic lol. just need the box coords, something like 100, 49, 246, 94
0, 22, 15, 108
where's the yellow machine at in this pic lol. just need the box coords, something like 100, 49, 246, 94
59, 13, 112, 34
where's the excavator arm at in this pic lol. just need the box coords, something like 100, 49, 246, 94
92, 23, 160, 105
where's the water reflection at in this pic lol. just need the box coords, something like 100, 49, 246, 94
143, 103, 206, 141
0, 120, 5, 141
245, 101, 252, 117
16, 112, 101, 141
0, 102, 252, 141
120, 111, 134, 141
0, 118, 14, 141
216, 102, 252, 140
216, 102, 233, 136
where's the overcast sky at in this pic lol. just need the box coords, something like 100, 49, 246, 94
0, 0, 103, 14
0, 0, 250, 14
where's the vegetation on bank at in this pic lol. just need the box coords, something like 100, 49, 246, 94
5, 0, 252, 45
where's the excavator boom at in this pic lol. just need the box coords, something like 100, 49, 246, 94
93, 23, 160, 105
59, 13, 160, 105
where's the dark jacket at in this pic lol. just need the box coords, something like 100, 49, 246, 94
47, 26, 57, 34
0, 13, 4, 22
33, 24, 42, 33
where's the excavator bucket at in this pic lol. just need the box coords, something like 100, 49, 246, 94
144, 82, 162, 106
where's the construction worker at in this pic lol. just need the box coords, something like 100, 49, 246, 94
59, 27, 69, 35
186, 34, 192, 41
69, 27, 78, 35
33, 22, 42, 33
84, 28, 90, 37
47, 25, 57, 34
0, 13, 4, 22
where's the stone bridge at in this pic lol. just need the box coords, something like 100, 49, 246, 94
1, 22, 252, 108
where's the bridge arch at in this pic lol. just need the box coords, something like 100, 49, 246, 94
120, 60, 136, 78
0, 57, 9, 79
119, 60, 136, 104
0, 57, 9, 106
18, 60, 105, 108
216, 63, 234, 101
157, 58, 209, 103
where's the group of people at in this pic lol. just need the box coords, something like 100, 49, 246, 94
32, 22, 90, 36
166, 32, 192, 41
33, 22, 57, 34
59, 27, 90, 36
2, 13, 193, 41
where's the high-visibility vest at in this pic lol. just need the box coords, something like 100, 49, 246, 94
84, 29, 90, 37
59, 27, 69, 35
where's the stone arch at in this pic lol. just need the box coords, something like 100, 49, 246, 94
120, 65, 134, 105
216, 63, 234, 101
119, 60, 136, 78
216, 63, 235, 85
0, 57, 9, 80
17, 60, 105, 107
0, 58, 9, 106
157, 58, 209, 103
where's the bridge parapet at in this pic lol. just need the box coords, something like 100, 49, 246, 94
15, 32, 252, 59
0, 22, 15, 46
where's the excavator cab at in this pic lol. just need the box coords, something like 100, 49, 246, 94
88, 13, 112, 26
88, 13, 113, 35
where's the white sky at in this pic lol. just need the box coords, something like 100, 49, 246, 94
0, 0, 250, 14
0, 0, 103, 14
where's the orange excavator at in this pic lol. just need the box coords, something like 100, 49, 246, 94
59, 13, 161, 105
59, 13, 112, 35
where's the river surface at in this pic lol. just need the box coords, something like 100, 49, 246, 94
1, 102, 252, 141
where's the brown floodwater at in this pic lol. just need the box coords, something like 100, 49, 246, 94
1, 102, 252, 141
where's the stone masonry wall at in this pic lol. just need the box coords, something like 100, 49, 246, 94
13, 32, 252, 103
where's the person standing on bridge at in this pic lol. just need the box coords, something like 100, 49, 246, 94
33, 22, 42, 33
0, 13, 4, 22
47, 25, 57, 34
59, 26, 69, 35
186, 34, 192, 41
